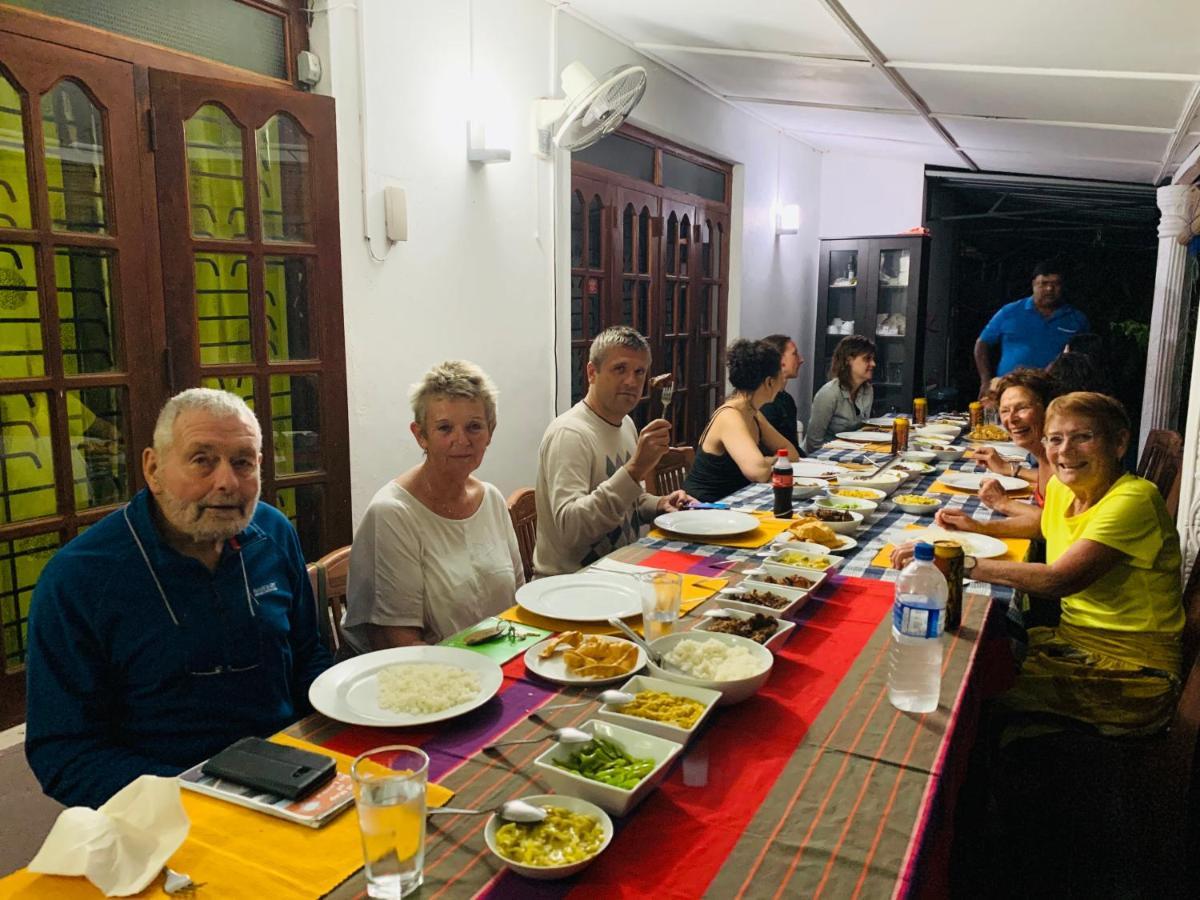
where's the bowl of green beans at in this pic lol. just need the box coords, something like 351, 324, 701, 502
532, 720, 684, 816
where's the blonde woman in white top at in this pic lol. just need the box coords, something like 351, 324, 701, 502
344, 361, 524, 650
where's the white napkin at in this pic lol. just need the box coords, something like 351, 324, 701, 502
28, 775, 190, 896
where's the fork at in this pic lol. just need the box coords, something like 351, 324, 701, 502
660, 381, 675, 420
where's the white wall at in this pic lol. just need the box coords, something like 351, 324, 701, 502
818, 153, 926, 239
310, 1, 822, 522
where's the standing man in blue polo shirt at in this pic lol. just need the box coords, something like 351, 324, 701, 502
973, 261, 1089, 399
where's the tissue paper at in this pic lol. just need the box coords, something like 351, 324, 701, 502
27, 775, 190, 896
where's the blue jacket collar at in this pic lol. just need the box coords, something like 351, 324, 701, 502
125, 488, 265, 568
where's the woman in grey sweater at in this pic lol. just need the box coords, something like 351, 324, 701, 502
805, 335, 876, 452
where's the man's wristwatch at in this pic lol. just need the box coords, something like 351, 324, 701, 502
963, 555, 978, 574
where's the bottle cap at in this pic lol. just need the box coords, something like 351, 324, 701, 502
914, 542, 935, 561
776, 449, 789, 457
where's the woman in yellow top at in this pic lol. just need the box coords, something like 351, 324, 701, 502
893, 391, 1184, 735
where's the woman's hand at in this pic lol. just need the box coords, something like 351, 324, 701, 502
934, 506, 981, 533
890, 540, 919, 570
977, 478, 1007, 510
972, 446, 1006, 473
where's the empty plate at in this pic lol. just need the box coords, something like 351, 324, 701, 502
653, 509, 760, 538
516, 573, 642, 622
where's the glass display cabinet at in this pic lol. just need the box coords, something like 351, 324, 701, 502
813, 235, 930, 412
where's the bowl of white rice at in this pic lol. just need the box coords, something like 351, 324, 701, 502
645, 632, 773, 705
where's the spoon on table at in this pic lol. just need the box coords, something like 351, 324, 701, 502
428, 799, 548, 823
540, 689, 635, 711
484, 727, 592, 751
607, 617, 662, 666
681, 606, 735, 620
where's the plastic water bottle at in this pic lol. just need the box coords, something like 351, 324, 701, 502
888, 542, 947, 713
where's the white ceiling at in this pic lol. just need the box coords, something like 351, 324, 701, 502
558, 0, 1200, 184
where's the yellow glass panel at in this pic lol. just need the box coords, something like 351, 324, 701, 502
41, 80, 108, 234
0, 391, 57, 524
0, 243, 44, 378
0, 73, 32, 230
185, 104, 246, 240
256, 114, 311, 243
270, 373, 320, 475
275, 483, 323, 560
56, 247, 118, 374
1, 532, 58, 670
265, 256, 313, 361
200, 375, 255, 409
196, 252, 251, 364
67, 387, 127, 510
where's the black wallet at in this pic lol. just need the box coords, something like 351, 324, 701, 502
202, 737, 337, 800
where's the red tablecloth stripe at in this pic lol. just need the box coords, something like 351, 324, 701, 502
507, 575, 896, 900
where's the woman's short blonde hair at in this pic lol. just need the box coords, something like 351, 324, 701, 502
1045, 391, 1130, 440
409, 360, 498, 432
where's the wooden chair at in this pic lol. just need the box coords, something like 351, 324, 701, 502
311, 545, 351, 655
1138, 429, 1184, 518
653, 446, 695, 496
507, 488, 536, 582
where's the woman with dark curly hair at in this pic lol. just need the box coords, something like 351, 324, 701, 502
805, 335, 875, 452
682, 339, 800, 502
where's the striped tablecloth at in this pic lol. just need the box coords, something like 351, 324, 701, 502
293, 444, 1022, 899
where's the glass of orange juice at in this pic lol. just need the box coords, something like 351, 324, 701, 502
350, 745, 429, 898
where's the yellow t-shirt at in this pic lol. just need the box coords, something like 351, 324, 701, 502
1043, 472, 1183, 634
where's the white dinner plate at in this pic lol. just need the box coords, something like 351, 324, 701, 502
824, 534, 858, 553
524, 636, 647, 686
937, 471, 1028, 493
969, 441, 1027, 460
792, 462, 849, 479
836, 430, 895, 443
516, 573, 643, 622
653, 509, 760, 539
308, 646, 504, 727
903, 527, 1009, 560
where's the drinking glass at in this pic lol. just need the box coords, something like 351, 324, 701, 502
351, 745, 429, 899
639, 570, 683, 641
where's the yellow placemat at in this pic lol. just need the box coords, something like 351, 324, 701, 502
499, 574, 727, 635
870, 524, 1031, 567
649, 511, 794, 549
0, 737, 453, 900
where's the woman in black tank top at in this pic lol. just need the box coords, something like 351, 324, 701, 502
684, 340, 802, 502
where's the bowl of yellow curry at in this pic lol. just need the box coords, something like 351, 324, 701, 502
595, 674, 721, 744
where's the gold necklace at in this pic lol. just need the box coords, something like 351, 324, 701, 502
422, 469, 467, 517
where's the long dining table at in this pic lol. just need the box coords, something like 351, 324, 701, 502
291, 437, 1027, 900
0, 433, 1027, 900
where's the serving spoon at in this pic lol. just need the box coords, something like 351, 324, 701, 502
540, 689, 635, 711
607, 617, 662, 666
428, 799, 548, 823
484, 726, 592, 751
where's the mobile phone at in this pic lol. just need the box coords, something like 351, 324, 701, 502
202, 737, 336, 800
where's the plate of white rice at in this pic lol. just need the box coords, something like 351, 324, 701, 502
308, 646, 504, 726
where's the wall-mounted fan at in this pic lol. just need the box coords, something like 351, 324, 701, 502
535, 61, 647, 156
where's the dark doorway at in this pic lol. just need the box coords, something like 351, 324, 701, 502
922, 171, 1158, 440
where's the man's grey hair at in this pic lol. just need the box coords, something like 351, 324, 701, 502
153, 387, 261, 452
410, 360, 499, 431
588, 326, 651, 368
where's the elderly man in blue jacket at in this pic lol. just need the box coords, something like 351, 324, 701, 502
25, 388, 332, 808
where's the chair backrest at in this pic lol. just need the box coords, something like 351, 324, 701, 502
1138, 429, 1184, 518
653, 446, 695, 496
312, 545, 351, 654
507, 488, 536, 582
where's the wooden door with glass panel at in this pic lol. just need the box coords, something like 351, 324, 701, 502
0, 32, 157, 723
149, 70, 351, 561
660, 199, 697, 442
615, 185, 659, 430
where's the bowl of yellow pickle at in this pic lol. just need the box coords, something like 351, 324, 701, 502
892, 493, 943, 515
485, 794, 614, 879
